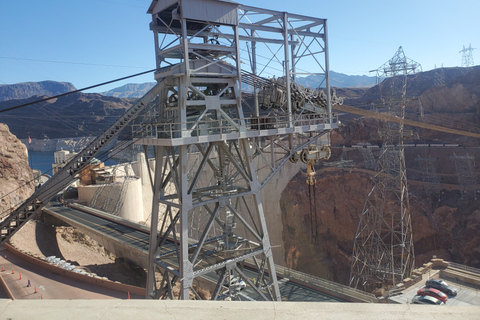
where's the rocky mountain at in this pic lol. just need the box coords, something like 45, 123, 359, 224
101, 82, 156, 98
0, 81, 76, 102
0, 92, 136, 140
296, 71, 377, 89
0, 124, 34, 217
355, 66, 480, 104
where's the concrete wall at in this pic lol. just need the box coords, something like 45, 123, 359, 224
1, 300, 479, 320
77, 184, 97, 206
117, 177, 144, 222
77, 177, 144, 223
260, 161, 304, 265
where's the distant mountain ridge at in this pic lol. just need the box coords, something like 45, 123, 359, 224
98, 71, 377, 98
0, 92, 135, 140
101, 82, 156, 98
0, 81, 76, 102
295, 71, 377, 89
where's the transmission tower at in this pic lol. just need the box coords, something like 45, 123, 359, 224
451, 153, 477, 200
350, 47, 419, 290
460, 44, 476, 68
434, 64, 445, 87
359, 143, 377, 171
415, 155, 440, 200
137, 0, 335, 301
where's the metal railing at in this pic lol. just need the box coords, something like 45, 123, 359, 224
132, 113, 337, 140
448, 262, 480, 276
273, 264, 378, 303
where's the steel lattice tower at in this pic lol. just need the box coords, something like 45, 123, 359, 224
451, 153, 477, 200
350, 47, 420, 290
416, 155, 440, 200
359, 144, 377, 171
134, 0, 335, 301
460, 44, 476, 68
434, 64, 445, 87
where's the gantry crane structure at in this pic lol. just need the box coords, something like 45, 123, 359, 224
133, 0, 335, 300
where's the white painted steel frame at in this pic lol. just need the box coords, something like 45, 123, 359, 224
144, 0, 335, 301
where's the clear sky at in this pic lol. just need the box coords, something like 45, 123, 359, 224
1, 0, 479, 92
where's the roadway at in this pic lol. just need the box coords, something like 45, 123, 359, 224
44, 201, 346, 302
0, 250, 141, 300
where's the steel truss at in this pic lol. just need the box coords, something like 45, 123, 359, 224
416, 155, 440, 200
350, 47, 419, 290
359, 144, 377, 171
460, 44, 475, 68
142, 0, 335, 300
451, 153, 477, 200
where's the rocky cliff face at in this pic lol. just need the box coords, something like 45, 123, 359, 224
0, 124, 34, 217
0, 81, 76, 102
280, 167, 480, 286
279, 67, 480, 285
280, 168, 371, 284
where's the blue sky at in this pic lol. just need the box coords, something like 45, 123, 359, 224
1, 0, 479, 92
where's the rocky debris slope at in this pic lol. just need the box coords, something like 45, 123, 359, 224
10, 219, 147, 287
0, 123, 34, 216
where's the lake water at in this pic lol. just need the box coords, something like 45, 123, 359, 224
29, 151, 55, 175
28, 151, 117, 175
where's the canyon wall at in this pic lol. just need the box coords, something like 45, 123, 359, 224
280, 165, 480, 285
0, 124, 34, 217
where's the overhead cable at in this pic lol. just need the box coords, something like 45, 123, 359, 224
0, 69, 156, 114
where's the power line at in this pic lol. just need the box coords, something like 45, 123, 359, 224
0, 69, 156, 114
0, 56, 149, 69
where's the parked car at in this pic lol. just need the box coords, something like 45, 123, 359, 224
412, 295, 444, 305
417, 287, 448, 303
425, 279, 458, 296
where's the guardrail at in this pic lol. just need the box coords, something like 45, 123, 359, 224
273, 264, 378, 303
448, 262, 480, 276
132, 113, 337, 140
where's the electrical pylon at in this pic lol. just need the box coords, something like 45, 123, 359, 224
350, 47, 420, 291
451, 153, 477, 200
460, 44, 476, 68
